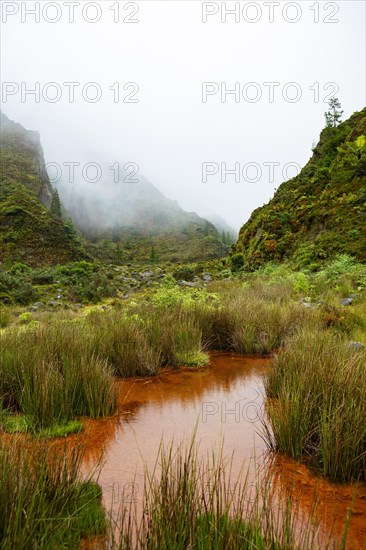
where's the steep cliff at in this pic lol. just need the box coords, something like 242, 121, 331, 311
233, 109, 366, 269
0, 112, 85, 266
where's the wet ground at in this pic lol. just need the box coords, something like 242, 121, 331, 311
65, 353, 366, 549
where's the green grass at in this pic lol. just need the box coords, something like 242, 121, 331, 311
0, 440, 106, 549
264, 328, 366, 482
1, 266, 365, 441
0, 324, 117, 432
38, 420, 83, 438
0, 307, 12, 328
0, 411, 83, 437
112, 439, 336, 549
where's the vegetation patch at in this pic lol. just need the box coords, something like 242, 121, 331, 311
264, 329, 366, 482
0, 441, 106, 549
113, 439, 333, 549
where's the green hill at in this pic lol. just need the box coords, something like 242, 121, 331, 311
0, 112, 85, 266
0, 112, 227, 266
233, 109, 366, 269
55, 158, 227, 263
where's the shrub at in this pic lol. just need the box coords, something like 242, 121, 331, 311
8, 262, 32, 275
230, 253, 244, 272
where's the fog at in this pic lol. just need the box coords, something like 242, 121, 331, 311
1, 1, 365, 231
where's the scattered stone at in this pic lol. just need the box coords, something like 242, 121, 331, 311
140, 271, 154, 279
30, 301, 45, 312
75, 303, 83, 309
340, 297, 353, 306
47, 300, 61, 307
180, 281, 196, 288
347, 341, 366, 351
202, 274, 212, 282
122, 277, 135, 283
113, 267, 120, 272
299, 298, 315, 308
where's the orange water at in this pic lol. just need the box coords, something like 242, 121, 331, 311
60, 353, 366, 548
4, 353, 366, 548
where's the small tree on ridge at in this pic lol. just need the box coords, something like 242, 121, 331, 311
324, 97, 343, 128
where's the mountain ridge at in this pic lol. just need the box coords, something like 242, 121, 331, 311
232, 108, 366, 269
0, 112, 228, 265
0, 112, 85, 266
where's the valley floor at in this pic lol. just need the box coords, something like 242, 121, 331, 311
0, 255, 365, 548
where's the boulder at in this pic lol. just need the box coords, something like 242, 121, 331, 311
347, 341, 366, 351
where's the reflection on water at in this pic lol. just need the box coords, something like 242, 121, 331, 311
269, 454, 366, 549
64, 353, 366, 548
3, 353, 365, 548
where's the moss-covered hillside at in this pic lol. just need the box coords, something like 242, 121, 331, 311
0, 113, 85, 266
233, 109, 366, 269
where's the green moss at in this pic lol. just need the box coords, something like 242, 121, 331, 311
0, 411, 83, 438
233, 109, 366, 269
37, 420, 83, 438
175, 351, 210, 367
0, 413, 29, 433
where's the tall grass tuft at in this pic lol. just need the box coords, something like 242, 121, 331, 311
264, 329, 366, 482
113, 439, 330, 549
87, 310, 161, 376
0, 440, 106, 549
193, 285, 317, 354
0, 323, 117, 431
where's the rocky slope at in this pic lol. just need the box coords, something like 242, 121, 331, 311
0, 112, 227, 265
233, 108, 366, 269
0, 112, 85, 266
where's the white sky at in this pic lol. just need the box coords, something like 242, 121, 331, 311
1, 0, 365, 230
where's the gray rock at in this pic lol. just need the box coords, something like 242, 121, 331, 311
140, 271, 154, 279
33, 302, 45, 308
299, 298, 315, 308
122, 277, 135, 284
347, 341, 366, 351
180, 281, 196, 288
47, 300, 62, 307
340, 297, 353, 306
